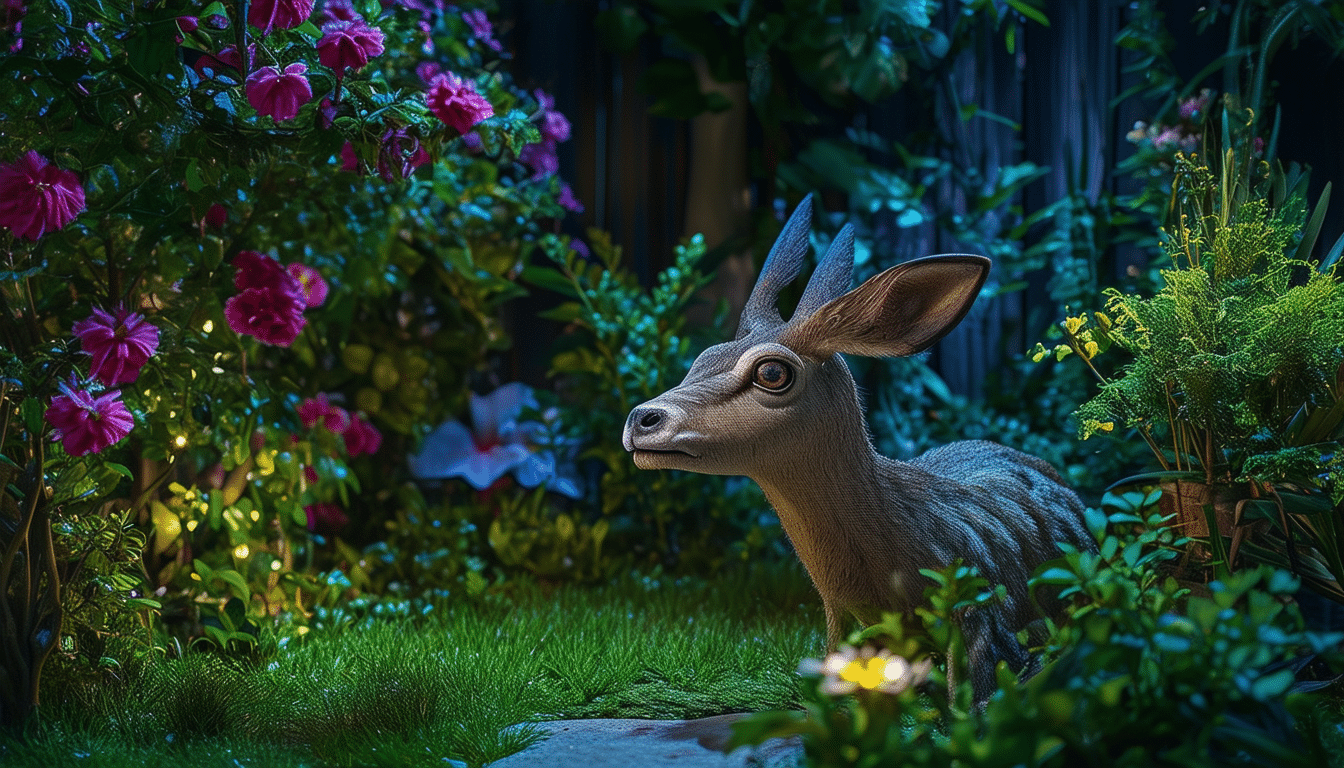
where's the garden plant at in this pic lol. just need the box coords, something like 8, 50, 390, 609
2, 0, 1344, 766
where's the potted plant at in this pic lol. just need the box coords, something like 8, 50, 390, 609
1035, 137, 1344, 601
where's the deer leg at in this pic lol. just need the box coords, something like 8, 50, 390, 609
823, 602, 844, 649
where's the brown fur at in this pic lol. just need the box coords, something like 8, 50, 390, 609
622, 197, 1093, 700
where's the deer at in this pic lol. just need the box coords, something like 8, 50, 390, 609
621, 195, 1094, 701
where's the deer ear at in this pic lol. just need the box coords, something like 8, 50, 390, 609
780, 254, 990, 359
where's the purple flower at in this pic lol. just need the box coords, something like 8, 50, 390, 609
316, 0, 360, 25
377, 126, 429, 181
343, 414, 382, 456
317, 18, 385, 73
286, 262, 329, 307
426, 72, 493, 134
558, 183, 584, 213
0, 151, 86, 240
534, 90, 571, 143
246, 63, 312, 122
71, 307, 160, 386
462, 8, 502, 52
518, 141, 558, 179
45, 379, 134, 457
248, 0, 315, 34
415, 61, 442, 86
225, 251, 307, 346
408, 382, 582, 498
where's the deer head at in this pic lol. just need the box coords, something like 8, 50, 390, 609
622, 195, 990, 478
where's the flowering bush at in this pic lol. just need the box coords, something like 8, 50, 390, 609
0, 0, 579, 727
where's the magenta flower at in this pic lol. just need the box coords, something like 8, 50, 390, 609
426, 72, 493, 134
233, 249, 294, 291
45, 380, 134, 457
305, 502, 348, 534
225, 251, 306, 346
462, 9, 502, 52
318, 18, 385, 73
71, 306, 160, 386
203, 203, 227, 228
415, 61, 442, 86
343, 414, 382, 456
246, 63, 312, 122
339, 141, 361, 173
286, 263, 328, 307
298, 393, 350, 433
248, 0, 314, 34
0, 151, 86, 240
225, 286, 306, 346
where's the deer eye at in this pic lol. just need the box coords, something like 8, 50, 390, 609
752, 359, 794, 393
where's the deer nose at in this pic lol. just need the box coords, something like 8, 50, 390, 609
629, 406, 666, 435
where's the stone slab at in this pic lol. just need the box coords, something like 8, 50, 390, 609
488, 713, 802, 768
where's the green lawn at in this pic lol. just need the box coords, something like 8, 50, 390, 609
0, 562, 824, 768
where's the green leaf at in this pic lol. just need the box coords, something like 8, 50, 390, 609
185, 158, 205, 193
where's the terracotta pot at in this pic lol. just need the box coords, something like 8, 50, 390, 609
1158, 479, 1240, 540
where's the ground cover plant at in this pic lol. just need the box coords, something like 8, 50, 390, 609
0, 561, 823, 768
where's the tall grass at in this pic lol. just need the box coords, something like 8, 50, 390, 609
0, 561, 823, 768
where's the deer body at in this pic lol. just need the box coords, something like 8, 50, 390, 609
623, 197, 1092, 699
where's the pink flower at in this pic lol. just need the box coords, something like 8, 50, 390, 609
377, 126, 429, 181
71, 307, 160, 385
286, 263, 328, 307
246, 63, 312, 122
0, 151, 86, 240
225, 251, 307, 346
45, 380, 134, 457
191, 44, 253, 79
305, 502, 348, 534
343, 414, 382, 456
426, 72, 493, 134
558, 183, 584, 213
248, 0, 314, 34
298, 393, 351, 433
318, 18, 385, 73
462, 8, 502, 52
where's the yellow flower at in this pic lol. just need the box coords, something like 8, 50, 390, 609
1063, 315, 1085, 335
1083, 341, 1099, 359
1097, 421, 1115, 432
799, 645, 932, 696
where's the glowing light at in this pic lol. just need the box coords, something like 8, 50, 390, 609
174, 435, 187, 449
203, 320, 214, 333
250, 509, 260, 522
271, 559, 282, 571
186, 520, 199, 532
212, 366, 225, 374
233, 544, 249, 559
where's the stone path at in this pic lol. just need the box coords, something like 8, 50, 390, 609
488, 713, 802, 767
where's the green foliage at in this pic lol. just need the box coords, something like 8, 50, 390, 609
530, 231, 779, 570
1069, 157, 1344, 469
1, 0, 578, 728
2, 563, 822, 767
731, 495, 1343, 767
